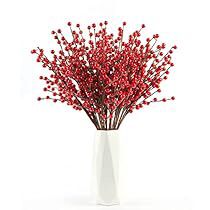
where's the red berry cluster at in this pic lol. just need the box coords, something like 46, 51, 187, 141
31, 21, 176, 130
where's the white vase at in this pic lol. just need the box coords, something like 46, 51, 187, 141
92, 130, 120, 205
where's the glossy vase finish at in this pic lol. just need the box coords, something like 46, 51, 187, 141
92, 130, 120, 205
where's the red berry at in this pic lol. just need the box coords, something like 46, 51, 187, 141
162, 98, 167, 102
141, 24, 145, 28
57, 29, 61, 33
162, 43, 166, 48
123, 21, 126, 26
153, 34, 159, 39
153, 34, 159, 38
67, 22, 72, 26
31, 49, 36, 54
76, 23, 80, 28
171, 96, 175, 100
37, 97, 41, 101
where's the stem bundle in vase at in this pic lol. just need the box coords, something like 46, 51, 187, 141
31, 21, 176, 130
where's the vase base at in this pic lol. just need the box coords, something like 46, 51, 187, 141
97, 202, 120, 206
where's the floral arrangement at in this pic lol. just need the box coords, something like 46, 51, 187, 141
31, 21, 176, 130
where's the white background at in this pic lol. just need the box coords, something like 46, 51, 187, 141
0, 0, 210, 209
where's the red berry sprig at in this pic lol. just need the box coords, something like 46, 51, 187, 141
32, 21, 177, 130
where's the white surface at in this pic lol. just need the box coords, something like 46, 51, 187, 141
93, 130, 119, 205
0, 0, 210, 210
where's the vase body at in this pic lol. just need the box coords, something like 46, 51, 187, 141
92, 130, 120, 205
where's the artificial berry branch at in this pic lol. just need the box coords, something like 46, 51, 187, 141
32, 21, 176, 130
